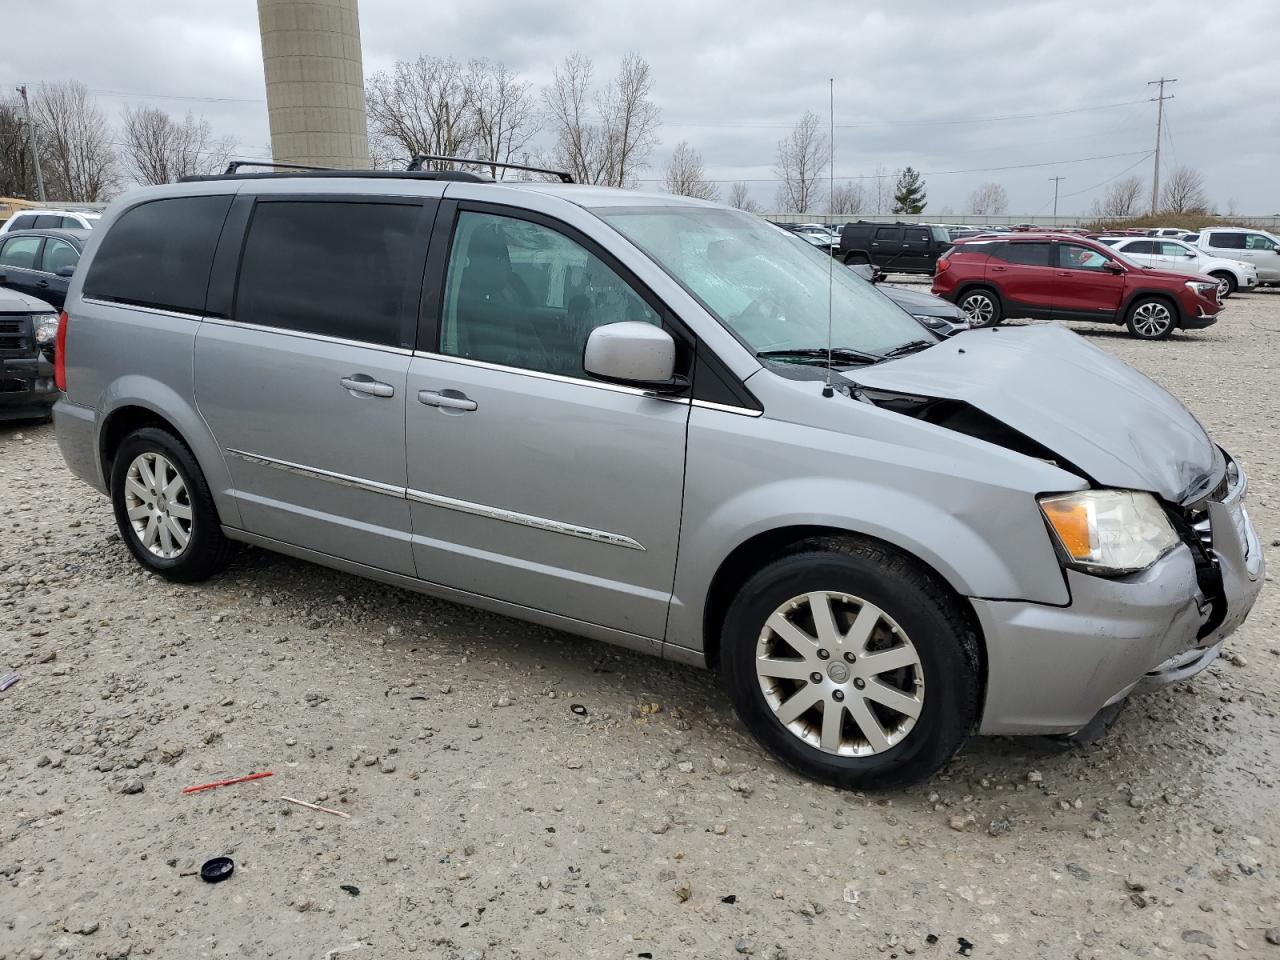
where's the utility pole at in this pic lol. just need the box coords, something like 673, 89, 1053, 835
1049, 176, 1065, 223
1147, 77, 1176, 216
16, 85, 47, 203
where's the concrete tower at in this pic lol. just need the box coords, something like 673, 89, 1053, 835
256, 0, 370, 169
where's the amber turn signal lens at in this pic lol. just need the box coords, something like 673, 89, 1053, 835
1040, 497, 1093, 559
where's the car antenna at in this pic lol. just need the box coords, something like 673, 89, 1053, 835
823, 77, 836, 399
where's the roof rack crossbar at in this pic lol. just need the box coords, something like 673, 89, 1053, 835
223, 159, 336, 175
407, 154, 574, 184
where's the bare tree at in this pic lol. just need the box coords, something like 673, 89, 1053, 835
773, 111, 828, 214
1160, 165, 1209, 215
727, 181, 760, 213
0, 96, 39, 198
1088, 175, 1145, 219
828, 181, 866, 216
871, 163, 893, 214
366, 56, 475, 169
465, 59, 537, 179
662, 140, 718, 200
121, 105, 235, 185
31, 81, 117, 201
544, 53, 660, 187
967, 182, 1008, 216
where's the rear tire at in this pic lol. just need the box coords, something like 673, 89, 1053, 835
1124, 297, 1176, 340
110, 427, 236, 582
843, 252, 870, 267
959, 287, 1002, 327
719, 537, 980, 789
1209, 271, 1236, 299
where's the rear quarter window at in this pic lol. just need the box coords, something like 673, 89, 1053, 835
84, 196, 232, 313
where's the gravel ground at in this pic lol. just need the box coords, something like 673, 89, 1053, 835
2, 291, 1278, 960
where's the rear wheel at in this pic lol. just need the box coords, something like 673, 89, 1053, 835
110, 427, 236, 582
1209, 271, 1236, 299
843, 252, 870, 267
1125, 297, 1176, 340
720, 537, 980, 789
959, 287, 1001, 327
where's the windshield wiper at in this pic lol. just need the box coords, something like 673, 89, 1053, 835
757, 347, 883, 366
879, 339, 935, 360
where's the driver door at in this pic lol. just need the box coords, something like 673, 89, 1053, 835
405, 204, 691, 640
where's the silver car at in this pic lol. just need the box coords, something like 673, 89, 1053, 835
53, 168, 1265, 788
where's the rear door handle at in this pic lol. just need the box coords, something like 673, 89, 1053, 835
340, 375, 395, 398
418, 389, 477, 412
990, 265, 1007, 272
1055, 271, 1071, 276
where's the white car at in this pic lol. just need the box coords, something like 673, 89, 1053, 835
1099, 236, 1258, 298
1194, 227, 1280, 286
0, 209, 101, 235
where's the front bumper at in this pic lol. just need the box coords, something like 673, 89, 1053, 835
976, 467, 1264, 735
0, 354, 58, 421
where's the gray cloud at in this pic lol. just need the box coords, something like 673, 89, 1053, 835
2, 0, 1274, 214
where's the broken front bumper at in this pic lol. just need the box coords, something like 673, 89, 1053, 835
973, 466, 1264, 736
0, 354, 58, 421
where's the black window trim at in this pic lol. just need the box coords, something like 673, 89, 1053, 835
420, 199, 720, 402
82, 194, 234, 315
225, 192, 438, 351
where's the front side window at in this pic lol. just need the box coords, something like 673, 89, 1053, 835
0, 236, 41, 270
1245, 233, 1279, 251
42, 239, 79, 274
599, 205, 929, 357
236, 200, 422, 347
1158, 241, 1193, 258
1058, 243, 1111, 271
997, 242, 1051, 266
440, 211, 659, 377
84, 195, 231, 313
60, 216, 82, 229
903, 228, 929, 244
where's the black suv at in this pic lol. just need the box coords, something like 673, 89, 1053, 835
0, 228, 88, 310
836, 221, 952, 275
0, 287, 60, 422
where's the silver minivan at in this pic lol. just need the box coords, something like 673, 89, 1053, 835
52, 166, 1265, 787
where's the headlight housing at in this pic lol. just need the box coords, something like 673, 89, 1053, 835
33, 313, 59, 345
1038, 490, 1179, 575
1185, 280, 1217, 298
913, 314, 948, 329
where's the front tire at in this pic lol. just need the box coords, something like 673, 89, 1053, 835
959, 287, 1001, 327
1209, 271, 1236, 299
1125, 297, 1176, 340
720, 537, 980, 789
110, 427, 235, 582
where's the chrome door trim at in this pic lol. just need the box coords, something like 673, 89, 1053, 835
202, 315, 414, 355
82, 297, 205, 323
690, 398, 764, 418
406, 487, 646, 551
412, 350, 690, 404
226, 448, 405, 499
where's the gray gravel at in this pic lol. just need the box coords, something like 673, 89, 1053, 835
2, 291, 1278, 959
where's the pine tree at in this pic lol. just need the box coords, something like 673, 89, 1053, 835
892, 167, 927, 214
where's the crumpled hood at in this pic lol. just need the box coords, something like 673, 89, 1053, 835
856, 322, 1224, 503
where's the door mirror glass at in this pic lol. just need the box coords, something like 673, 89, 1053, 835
1104, 261, 1126, 274
584, 321, 677, 387
55, 264, 76, 277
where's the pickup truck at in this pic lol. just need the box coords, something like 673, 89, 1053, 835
0, 287, 60, 422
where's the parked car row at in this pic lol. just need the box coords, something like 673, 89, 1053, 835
0, 208, 100, 234
1096, 236, 1257, 297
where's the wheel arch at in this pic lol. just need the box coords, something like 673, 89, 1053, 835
1120, 288, 1183, 326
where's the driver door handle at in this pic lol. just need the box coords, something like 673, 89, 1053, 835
340, 375, 395, 398
418, 389, 477, 412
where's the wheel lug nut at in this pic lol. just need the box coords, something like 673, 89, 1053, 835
843, 652, 856, 663
853, 678, 866, 690
817, 649, 830, 660
831, 690, 845, 702
810, 672, 823, 684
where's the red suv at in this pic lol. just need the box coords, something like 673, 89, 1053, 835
932, 234, 1222, 339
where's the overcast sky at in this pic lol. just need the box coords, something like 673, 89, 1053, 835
4, 0, 1277, 215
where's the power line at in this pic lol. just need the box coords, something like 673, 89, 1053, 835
664, 98, 1151, 130
1058, 152, 1155, 200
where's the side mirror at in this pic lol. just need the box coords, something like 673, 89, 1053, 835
1104, 262, 1126, 274
55, 264, 75, 277
584, 321, 680, 390
848, 263, 875, 282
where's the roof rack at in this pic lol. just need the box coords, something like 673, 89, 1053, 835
407, 154, 574, 184
223, 159, 334, 175
178, 163, 487, 185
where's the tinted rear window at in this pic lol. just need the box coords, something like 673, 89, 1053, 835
9, 214, 36, 231
995, 242, 1051, 266
234, 200, 423, 348
875, 227, 898, 241
1207, 232, 1245, 249
1123, 240, 1156, 254
34, 215, 61, 228
84, 196, 231, 313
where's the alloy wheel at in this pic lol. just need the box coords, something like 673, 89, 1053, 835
1131, 301, 1173, 338
1215, 276, 1231, 299
123, 452, 193, 559
755, 591, 925, 756
960, 292, 995, 326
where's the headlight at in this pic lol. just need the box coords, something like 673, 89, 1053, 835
33, 314, 59, 345
913, 314, 947, 329
1038, 490, 1179, 575
1185, 280, 1217, 297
